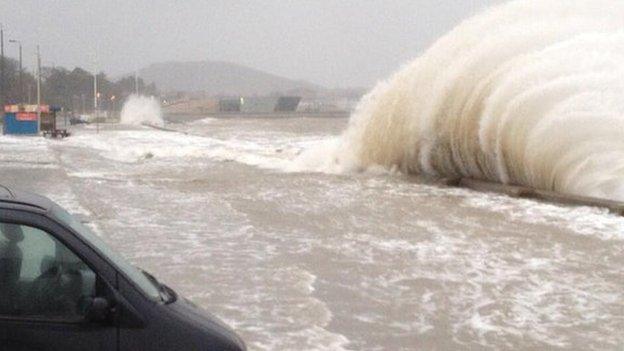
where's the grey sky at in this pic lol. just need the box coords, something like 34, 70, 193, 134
1, 0, 502, 88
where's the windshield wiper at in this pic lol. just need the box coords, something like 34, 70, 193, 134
141, 269, 177, 304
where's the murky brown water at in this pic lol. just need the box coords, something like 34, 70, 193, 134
0, 115, 622, 350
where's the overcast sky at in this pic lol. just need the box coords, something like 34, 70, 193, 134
1, 0, 502, 88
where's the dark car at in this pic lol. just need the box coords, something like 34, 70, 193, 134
69, 115, 89, 125
0, 185, 246, 351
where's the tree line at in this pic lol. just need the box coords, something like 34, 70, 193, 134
0, 57, 158, 113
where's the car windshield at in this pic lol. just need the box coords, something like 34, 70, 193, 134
50, 204, 162, 301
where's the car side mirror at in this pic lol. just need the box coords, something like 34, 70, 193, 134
86, 297, 112, 323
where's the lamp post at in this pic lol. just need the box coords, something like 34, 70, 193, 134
93, 52, 98, 134
95, 90, 99, 133
110, 95, 116, 120
0, 24, 4, 107
8, 39, 22, 103
36, 45, 41, 133
134, 71, 139, 95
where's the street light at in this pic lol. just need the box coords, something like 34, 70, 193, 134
110, 95, 116, 120
1, 24, 5, 108
8, 39, 22, 103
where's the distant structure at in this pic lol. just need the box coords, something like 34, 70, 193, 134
164, 95, 301, 115
218, 98, 242, 112
274, 96, 301, 112
3, 104, 43, 135
236, 96, 301, 113
3, 104, 40, 135
297, 96, 360, 113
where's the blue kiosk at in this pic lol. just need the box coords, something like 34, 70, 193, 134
2, 104, 57, 135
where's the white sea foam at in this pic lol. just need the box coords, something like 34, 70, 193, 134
191, 117, 220, 125
120, 94, 164, 127
298, 0, 624, 201
64, 129, 317, 172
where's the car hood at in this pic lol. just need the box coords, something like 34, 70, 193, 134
167, 296, 246, 351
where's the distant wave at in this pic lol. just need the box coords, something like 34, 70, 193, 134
328, 0, 624, 201
120, 94, 164, 127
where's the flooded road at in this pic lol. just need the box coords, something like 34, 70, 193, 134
0, 116, 622, 350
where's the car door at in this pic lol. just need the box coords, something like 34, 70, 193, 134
0, 211, 117, 351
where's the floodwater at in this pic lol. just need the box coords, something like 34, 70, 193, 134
0, 115, 622, 350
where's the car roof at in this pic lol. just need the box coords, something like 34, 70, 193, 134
0, 184, 53, 212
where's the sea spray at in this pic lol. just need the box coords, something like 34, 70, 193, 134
313, 0, 624, 201
120, 94, 164, 127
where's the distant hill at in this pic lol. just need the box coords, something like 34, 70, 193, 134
136, 61, 324, 96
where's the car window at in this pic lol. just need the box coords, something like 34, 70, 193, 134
50, 205, 162, 301
0, 222, 96, 321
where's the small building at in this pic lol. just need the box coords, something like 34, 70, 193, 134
163, 98, 219, 115
274, 96, 301, 112
218, 96, 301, 113
3, 104, 61, 136
240, 97, 278, 113
218, 98, 242, 112
3, 105, 44, 135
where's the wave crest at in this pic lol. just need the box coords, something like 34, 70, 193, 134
333, 0, 624, 201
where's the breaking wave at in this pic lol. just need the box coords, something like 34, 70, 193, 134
326, 0, 624, 201
120, 95, 164, 127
